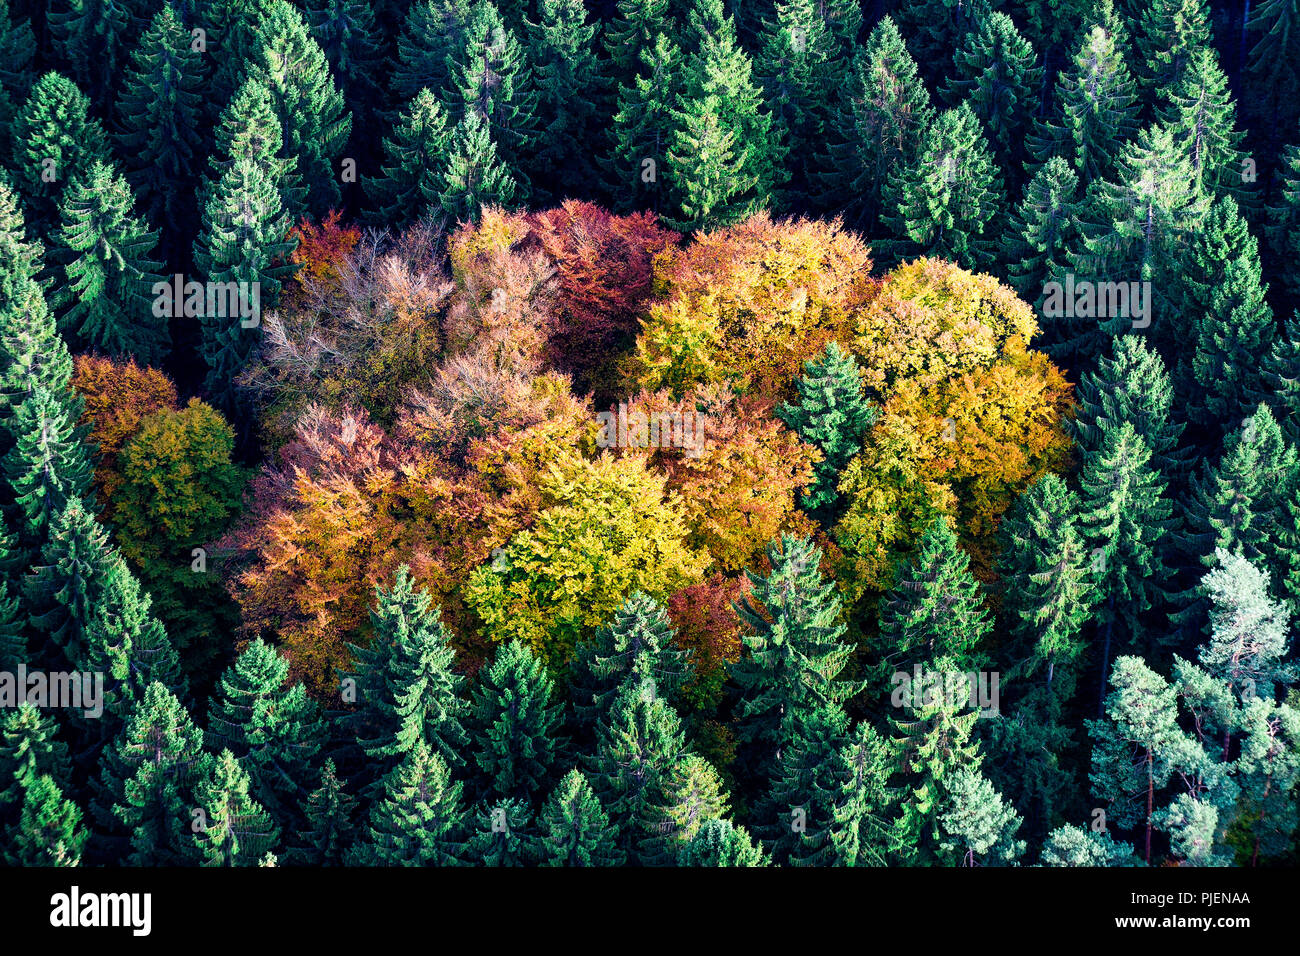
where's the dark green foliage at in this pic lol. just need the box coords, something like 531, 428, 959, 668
187, 748, 282, 866
49, 0, 150, 110
390, 0, 474, 105
3, 774, 87, 865
465, 797, 542, 865
606, 31, 683, 215
352, 739, 467, 865
0, 704, 70, 813
288, 759, 359, 866
678, 817, 768, 865
438, 111, 519, 222
364, 89, 450, 227
537, 769, 625, 866
470, 638, 564, 803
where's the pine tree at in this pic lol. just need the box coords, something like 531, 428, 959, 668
730, 534, 860, 782
390, 0, 474, 105
470, 638, 565, 803
1245, 0, 1300, 157
1133, 0, 1210, 100
605, 31, 682, 215
466, 797, 542, 865
288, 759, 359, 866
1179, 197, 1274, 427
49, 0, 150, 110
1071, 334, 1189, 484
348, 566, 469, 787
0, 0, 35, 155
816, 16, 934, 228
2, 390, 93, 569
877, 514, 992, 683
205, 638, 325, 822
1039, 822, 1142, 865
444, 0, 539, 198
0, 704, 70, 814
1262, 313, 1300, 446
352, 740, 467, 865
1078, 420, 1176, 685
879, 102, 1004, 270
50, 162, 167, 364
638, 754, 729, 864
939, 766, 1026, 866
678, 817, 768, 865
1002, 157, 1081, 362
91, 682, 206, 865
364, 90, 451, 228
584, 677, 687, 860
438, 111, 519, 222
191, 156, 297, 415
114, 4, 206, 242
245, 0, 352, 217
527, 0, 604, 201
537, 769, 625, 866
1025, 1, 1140, 187
201, 76, 307, 221
1234, 695, 1300, 864
9, 72, 113, 229
1196, 549, 1295, 704
776, 341, 876, 520
996, 473, 1095, 688
940, 10, 1043, 186
188, 749, 282, 866
3, 774, 88, 866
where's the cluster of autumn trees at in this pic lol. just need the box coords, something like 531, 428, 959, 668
0, 0, 1299, 868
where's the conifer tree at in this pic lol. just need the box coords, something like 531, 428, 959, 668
305, 0, 383, 128
894, 0, 987, 86
1245, 0, 1300, 156
91, 682, 206, 865
754, 700, 848, 865
1234, 695, 1300, 864
730, 534, 860, 782
679, 817, 769, 865
206, 638, 326, 822
939, 766, 1026, 866
1180, 197, 1274, 427
288, 759, 359, 866
816, 16, 934, 228
188, 749, 282, 866
470, 638, 564, 803
49, 0, 149, 110
352, 740, 467, 865
3, 774, 87, 866
1196, 549, 1295, 704
1039, 822, 1142, 866
9, 72, 113, 229
527, 0, 604, 201
604, 0, 666, 80
638, 754, 729, 865
198, 0, 280, 119
606, 32, 682, 215
879, 102, 1004, 270
466, 797, 542, 865
777, 341, 876, 521
348, 566, 468, 786
877, 515, 992, 683
201, 77, 307, 221
245, 0, 352, 217
996, 473, 1095, 688
0, 704, 70, 814
1261, 314, 1300, 446
1133, 0, 1210, 100
537, 769, 625, 866
1154, 44, 1248, 204
50, 162, 167, 364
940, 10, 1043, 186
663, 97, 756, 232
390, 0, 474, 105
1025, 1, 1140, 187
438, 111, 519, 222
114, 4, 206, 241
0, 0, 35, 154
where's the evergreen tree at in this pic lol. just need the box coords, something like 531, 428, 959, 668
1261, 313, 1300, 446
527, 0, 604, 201
537, 769, 625, 866
470, 638, 564, 803
754, 700, 848, 865
879, 102, 1004, 270
1196, 549, 1295, 703
1039, 822, 1142, 865
0, 704, 70, 814
114, 4, 206, 241
3, 774, 87, 866
305, 0, 383, 129
1133, 0, 1210, 100
1154, 43, 1248, 204
365, 90, 450, 228
288, 759, 359, 866
816, 16, 934, 228
466, 797, 542, 865
877, 514, 992, 683
1246, 0, 1300, 157
201, 77, 307, 221
894, 0, 987, 86
245, 0, 352, 217
0, 0, 35, 155
776, 341, 876, 521
603, 0, 666, 80
1179, 197, 1274, 427
49, 162, 167, 364
49, 0, 150, 110
663, 96, 756, 232
352, 740, 467, 866
638, 754, 729, 865
678, 817, 768, 865
390, 0, 474, 105
438, 111, 519, 222
939, 766, 1026, 866
1234, 695, 1300, 864
1025, 1, 1140, 187
187, 748, 282, 866
9, 72, 113, 229
605, 32, 682, 215
940, 10, 1042, 186
348, 566, 468, 786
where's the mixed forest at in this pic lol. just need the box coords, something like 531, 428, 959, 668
0, 0, 1298, 869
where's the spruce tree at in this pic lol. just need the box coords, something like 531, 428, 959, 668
1262, 313, 1300, 446
1133, 0, 1210, 101
114, 4, 206, 242
466, 797, 542, 865
201, 76, 307, 221
527, 0, 604, 201
638, 754, 729, 865
537, 769, 625, 866
894, 0, 987, 86
352, 740, 468, 866
776, 341, 876, 520
49, 0, 149, 110
390, 0, 474, 106
50, 162, 167, 364
438, 111, 519, 222
365, 90, 450, 228
3, 774, 87, 866
305, 0, 383, 129
187, 748, 282, 866
603, 0, 667, 80
0, 0, 35, 155
288, 759, 359, 866
879, 102, 1004, 270
1245, 0, 1300, 157
1154, 43, 1248, 204
678, 817, 769, 865
663, 97, 756, 232
470, 638, 564, 803
0, 704, 70, 814
605, 32, 682, 215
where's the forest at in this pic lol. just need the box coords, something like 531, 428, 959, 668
0, 0, 1296, 870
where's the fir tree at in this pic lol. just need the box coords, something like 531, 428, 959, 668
0, 704, 70, 814
288, 759, 359, 866
466, 797, 542, 865
365, 90, 450, 228
0, 0, 35, 155
776, 341, 876, 520
879, 102, 1004, 270
663, 96, 756, 232
352, 740, 468, 866
390, 0, 474, 105
49, 162, 167, 364
1262, 313, 1300, 446
3, 774, 87, 866
470, 638, 565, 803
438, 111, 519, 222
678, 817, 768, 865
537, 769, 625, 866
605, 31, 682, 215
201, 76, 307, 221
894, 0, 987, 86
603, 0, 666, 80
1245, 0, 1300, 157
188, 748, 282, 866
